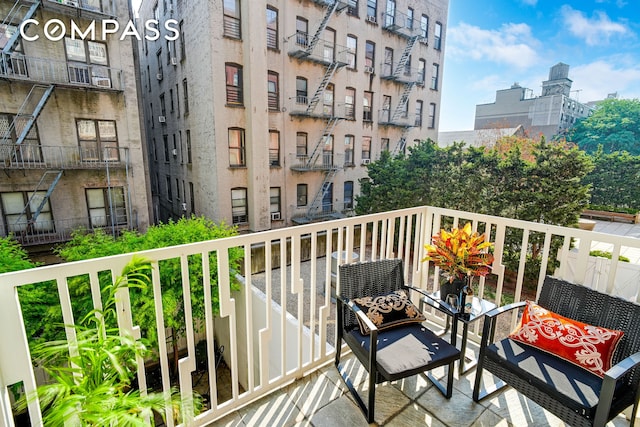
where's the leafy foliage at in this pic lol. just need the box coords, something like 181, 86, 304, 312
0, 236, 38, 273
17, 257, 194, 426
583, 147, 640, 211
357, 138, 593, 280
567, 98, 640, 155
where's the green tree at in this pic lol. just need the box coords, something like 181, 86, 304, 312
52, 216, 243, 373
583, 148, 640, 211
567, 98, 640, 155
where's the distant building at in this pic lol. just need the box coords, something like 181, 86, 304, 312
474, 63, 593, 140
0, 0, 152, 248
438, 125, 525, 148
137, 0, 450, 230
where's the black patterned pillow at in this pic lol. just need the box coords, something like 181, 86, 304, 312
352, 290, 426, 335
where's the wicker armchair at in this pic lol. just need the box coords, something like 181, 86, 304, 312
473, 276, 640, 427
334, 259, 460, 423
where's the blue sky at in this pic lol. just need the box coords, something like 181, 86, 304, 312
439, 0, 640, 131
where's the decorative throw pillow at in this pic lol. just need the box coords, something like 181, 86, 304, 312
352, 289, 426, 335
509, 301, 624, 377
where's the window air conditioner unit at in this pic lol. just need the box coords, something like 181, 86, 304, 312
419, 38, 428, 45
170, 57, 178, 65
181, 202, 187, 211
172, 148, 177, 156
158, 115, 166, 123
63, 0, 79, 6
156, 73, 163, 80
366, 15, 377, 24
361, 158, 371, 165
92, 77, 111, 88
364, 66, 374, 74
271, 212, 281, 221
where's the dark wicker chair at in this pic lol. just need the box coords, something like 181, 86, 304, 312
473, 276, 640, 427
334, 259, 460, 423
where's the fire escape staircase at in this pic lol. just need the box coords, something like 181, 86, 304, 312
390, 81, 416, 122
304, 116, 341, 169
306, 168, 339, 218
392, 127, 411, 156
2, 0, 40, 55
306, 1, 346, 54
13, 169, 63, 227
391, 35, 420, 79
306, 62, 341, 114
1, 84, 54, 161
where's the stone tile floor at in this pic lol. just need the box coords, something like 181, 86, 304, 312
210, 340, 633, 427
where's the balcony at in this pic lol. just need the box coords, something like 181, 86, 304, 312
289, 99, 348, 120
288, 34, 349, 67
0, 215, 132, 246
2, 206, 639, 425
378, 109, 416, 127
381, 11, 423, 39
1, 145, 130, 170
42, 0, 116, 18
289, 152, 343, 172
0, 54, 124, 91
379, 62, 425, 85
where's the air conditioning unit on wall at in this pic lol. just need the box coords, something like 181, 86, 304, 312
364, 66, 374, 74
361, 158, 371, 165
366, 15, 377, 24
271, 212, 281, 221
158, 115, 166, 123
170, 57, 178, 65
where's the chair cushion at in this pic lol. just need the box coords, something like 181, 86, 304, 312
487, 338, 605, 413
346, 324, 460, 381
352, 289, 426, 335
509, 301, 624, 377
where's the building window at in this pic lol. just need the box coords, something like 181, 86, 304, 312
347, 0, 358, 16
365, 40, 375, 69
269, 130, 280, 166
179, 20, 185, 60
361, 136, 371, 160
64, 37, 110, 86
415, 100, 423, 126
383, 47, 393, 76
267, 71, 279, 111
231, 188, 248, 224
266, 6, 278, 50
183, 78, 189, 114
384, 0, 395, 27
225, 63, 243, 106
228, 127, 246, 166
381, 137, 390, 152
367, 0, 377, 20
189, 182, 195, 214
156, 50, 163, 80
297, 184, 307, 207
86, 187, 126, 228
223, 0, 241, 39
323, 83, 334, 116
0, 113, 41, 162
163, 134, 169, 162
175, 83, 180, 116
346, 35, 357, 69
418, 59, 426, 85
270, 187, 281, 216
175, 177, 181, 201
363, 91, 373, 121
296, 17, 308, 47
345, 87, 356, 119
344, 134, 354, 165
165, 176, 172, 201
77, 119, 118, 161
296, 132, 307, 158
381, 95, 391, 122
406, 7, 414, 29
323, 27, 336, 62
296, 77, 308, 104
322, 135, 334, 166
434, 22, 442, 50
186, 130, 192, 163
404, 54, 411, 76
420, 14, 428, 39
431, 63, 439, 90
160, 93, 166, 116
322, 182, 333, 213
344, 181, 354, 210
169, 89, 174, 112
1, 191, 53, 233
428, 103, 436, 128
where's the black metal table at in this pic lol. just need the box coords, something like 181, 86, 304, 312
420, 291, 497, 374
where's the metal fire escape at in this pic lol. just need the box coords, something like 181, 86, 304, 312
289, 1, 348, 222
1, 0, 40, 55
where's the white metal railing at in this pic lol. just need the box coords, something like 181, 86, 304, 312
2, 145, 129, 169
1, 206, 640, 425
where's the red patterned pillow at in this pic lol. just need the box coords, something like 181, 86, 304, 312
509, 301, 624, 378
352, 290, 426, 335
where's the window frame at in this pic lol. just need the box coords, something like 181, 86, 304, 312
231, 187, 248, 224
225, 63, 244, 106
228, 127, 246, 167
266, 6, 279, 50
223, 0, 242, 39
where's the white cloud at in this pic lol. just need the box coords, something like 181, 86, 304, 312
447, 22, 541, 69
571, 60, 640, 102
559, 5, 630, 46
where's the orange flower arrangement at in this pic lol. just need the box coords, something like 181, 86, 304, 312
422, 223, 494, 280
